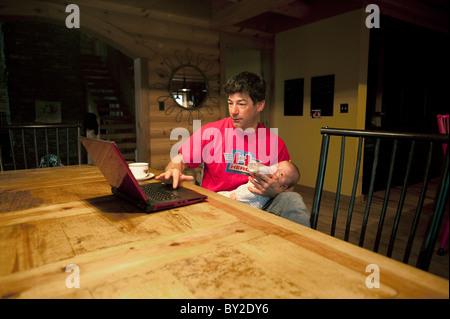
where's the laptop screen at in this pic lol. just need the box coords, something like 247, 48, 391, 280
79, 137, 147, 201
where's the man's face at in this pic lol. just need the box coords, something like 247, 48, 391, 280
228, 92, 264, 131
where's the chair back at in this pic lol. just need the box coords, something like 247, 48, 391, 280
437, 114, 449, 155
311, 127, 449, 271
0, 147, 3, 172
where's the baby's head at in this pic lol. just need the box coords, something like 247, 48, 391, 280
274, 161, 300, 191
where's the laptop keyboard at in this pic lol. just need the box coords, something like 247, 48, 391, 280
141, 183, 180, 201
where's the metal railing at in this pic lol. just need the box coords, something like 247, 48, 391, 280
311, 127, 449, 271
0, 124, 82, 171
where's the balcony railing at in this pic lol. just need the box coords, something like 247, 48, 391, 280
0, 124, 82, 171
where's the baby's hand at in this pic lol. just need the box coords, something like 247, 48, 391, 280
230, 192, 236, 200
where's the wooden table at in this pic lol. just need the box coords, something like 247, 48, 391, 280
0, 165, 448, 300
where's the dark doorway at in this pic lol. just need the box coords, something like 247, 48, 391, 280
363, 15, 449, 193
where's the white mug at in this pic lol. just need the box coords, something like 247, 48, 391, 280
129, 162, 149, 179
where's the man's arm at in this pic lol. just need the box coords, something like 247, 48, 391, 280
155, 154, 193, 188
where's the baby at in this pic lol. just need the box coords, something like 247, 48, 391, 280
218, 161, 300, 209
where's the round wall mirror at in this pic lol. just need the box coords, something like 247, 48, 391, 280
169, 65, 208, 109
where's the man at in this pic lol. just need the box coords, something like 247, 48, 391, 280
156, 71, 290, 199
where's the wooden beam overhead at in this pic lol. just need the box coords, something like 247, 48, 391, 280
211, 0, 296, 30
270, 1, 311, 19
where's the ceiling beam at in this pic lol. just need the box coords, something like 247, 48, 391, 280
211, 0, 296, 30
374, 0, 449, 33
270, 1, 311, 19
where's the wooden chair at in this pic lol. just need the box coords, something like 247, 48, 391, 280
437, 114, 449, 255
0, 147, 3, 172
311, 127, 449, 271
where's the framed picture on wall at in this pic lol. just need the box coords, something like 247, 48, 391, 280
35, 100, 61, 123
284, 78, 304, 116
311, 74, 335, 116
311, 109, 321, 119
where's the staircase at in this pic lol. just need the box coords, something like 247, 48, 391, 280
81, 54, 136, 161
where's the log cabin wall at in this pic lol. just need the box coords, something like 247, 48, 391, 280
147, 43, 222, 171
0, 0, 225, 171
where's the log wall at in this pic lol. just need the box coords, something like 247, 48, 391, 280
0, 0, 224, 171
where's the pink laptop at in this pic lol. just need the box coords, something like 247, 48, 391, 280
80, 137, 206, 212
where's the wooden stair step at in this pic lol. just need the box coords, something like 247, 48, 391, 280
83, 68, 108, 74
83, 69, 111, 78
121, 152, 136, 161
88, 85, 115, 91
94, 100, 120, 105
81, 60, 103, 66
117, 142, 137, 149
99, 105, 126, 110
81, 61, 107, 68
86, 78, 113, 84
100, 123, 135, 130
99, 107, 125, 113
81, 59, 105, 65
101, 132, 136, 139
88, 84, 114, 91
84, 75, 109, 82
84, 77, 111, 83
97, 107, 128, 113
94, 103, 121, 108
91, 92, 118, 99
90, 88, 114, 92
82, 66, 108, 73
91, 93, 116, 98
81, 54, 104, 61
101, 115, 132, 120
81, 57, 105, 63
92, 94, 117, 99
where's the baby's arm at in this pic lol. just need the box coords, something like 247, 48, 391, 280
217, 190, 236, 200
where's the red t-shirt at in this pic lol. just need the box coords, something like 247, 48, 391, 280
179, 118, 290, 192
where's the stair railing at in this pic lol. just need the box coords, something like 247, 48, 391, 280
0, 124, 82, 171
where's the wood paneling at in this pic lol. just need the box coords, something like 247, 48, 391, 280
0, 0, 223, 170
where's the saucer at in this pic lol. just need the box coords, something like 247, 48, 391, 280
135, 172, 154, 181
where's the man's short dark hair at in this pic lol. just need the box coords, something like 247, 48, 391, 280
224, 71, 266, 105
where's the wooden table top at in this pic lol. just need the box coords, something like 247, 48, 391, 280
0, 165, 448, 299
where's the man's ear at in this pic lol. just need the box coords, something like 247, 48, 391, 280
256, 100, 265, 112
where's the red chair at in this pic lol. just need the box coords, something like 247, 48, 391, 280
437, 114, 449, 256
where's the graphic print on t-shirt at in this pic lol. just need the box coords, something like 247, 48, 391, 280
224, 149, 256, 176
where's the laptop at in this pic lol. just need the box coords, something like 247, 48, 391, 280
79, 137, 207, 212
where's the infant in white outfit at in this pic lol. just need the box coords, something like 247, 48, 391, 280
217, 161, 300, 209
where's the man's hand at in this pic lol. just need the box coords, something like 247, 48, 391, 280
155, 168, 193, 189
247, 172, 283, 198
155, 154, 193, 189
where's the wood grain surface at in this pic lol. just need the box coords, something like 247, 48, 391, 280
0, 165, 448, 299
